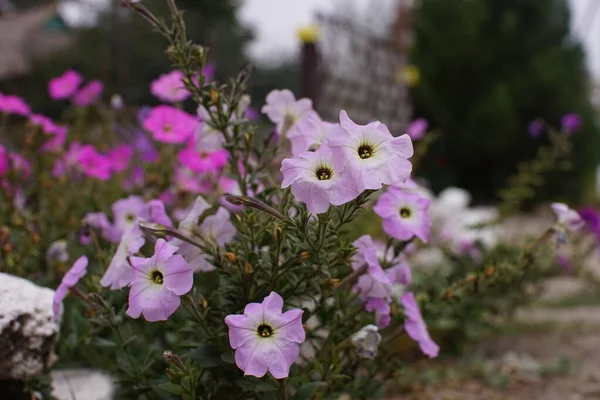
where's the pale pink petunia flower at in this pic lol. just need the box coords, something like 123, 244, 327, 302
287, 110, 338, 155
109, 195, 146, 241
281, 143, 359, 214
406, 118, 429, 141
326, 111, 413, 191
171, 198, 236, 272
400, 292, 439, 359
73, 80, 104, 106
143, 105, 197, 144
224, 292, 305, 379
151, 70, 190, 103
77, 145, 112, 181
373, 187, 431, 243
52, 256, 88, 320
126, 239, 193, 322
261, 89, 313, 136
49, 70, 83, 100
101, 223, 145, 290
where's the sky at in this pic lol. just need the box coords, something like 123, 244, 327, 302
60, 0, 600, 78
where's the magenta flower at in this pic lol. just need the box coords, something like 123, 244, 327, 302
224, 292, 305, 379
30, 114, 58, 134
173, 166, 213, 194
126, 239, 193, 322
52, 141, 83, 177
406, 118, 428, 141
326, 111, 413, 191
287, 111, 338, 155
123, 166, 145, 191
52, 256, 88, 320
77, 145, 112, 181
143, 105, 196, 144
281, 143, 359, 214
0, 94, 31, 116
151, 70, 190, 103
40, 130, 67, 153
73, 80, 104, 106
9, 153, 32, 179
173, 199, 236, 272
373, 187, 431, 243
261, 89, 313, 136
177, 145, 228, 173
578, 206, 600, 243
107, 144, 133, 173
560, 113, 582, 134
551, 203, 585, 232
49, 70, 83, 100
101, 224, 145, 290
0, 146, 9, 177
202, 63, 215, 83
400, 292, 439, 358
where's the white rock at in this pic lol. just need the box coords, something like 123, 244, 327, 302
51, 369, 114, 400
0, 273, 60, 380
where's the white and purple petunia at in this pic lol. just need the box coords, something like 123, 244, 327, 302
281, 143, 359, 214
224, 292, 305, 379
400, 292, 439, 359
100, 224, 145, 290
52, 256, 88, 320
551, 203, 585, 232
373, 187, 431, 243
326, 111, 413, 191
287, 110, 338, 156
126, 239, 194, 322
353, 248, 394, 328
261, 89, 313, 136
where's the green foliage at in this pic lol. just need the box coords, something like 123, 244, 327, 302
411, 0, 599, 203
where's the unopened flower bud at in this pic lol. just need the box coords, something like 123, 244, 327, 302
486, 266, 495, 276
209, 89, 219, 104
350, 325, 381, 359
46, 240, 69, 264
225, 252, 238, 263
190, 45, 205, 64
164, 350, 185, 370
200, 296, 208, 309
244, 262, 254, 275
299, 251, 309, 260
31, 232, 40, 245
329, 278, 340, 289
111, 94, 124, 110
273, 225, 282, 241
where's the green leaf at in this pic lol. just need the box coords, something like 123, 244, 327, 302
187, 343, 223, 367
157, 382, 186, 395
236, 377, 279, 392
291, 382, 326, 400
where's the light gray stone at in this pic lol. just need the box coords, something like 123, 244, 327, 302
51, 369, 114, 400
0, 273, 60, 380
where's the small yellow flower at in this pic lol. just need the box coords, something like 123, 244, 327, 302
397, 64, 420, 87
297, 25, 320, 43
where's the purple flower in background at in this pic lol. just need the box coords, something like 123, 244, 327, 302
202, 62, 215, 83
141, 199, 173, 228
0, 146, 9, 177
53, 256, 88, 320
123, 166, 145, 191
101, 224, 145, 290
77, 145, 112, 181
551, 203, 585, 233
326, 111, 413, 191
144, 105, 196, 144
111, 195, 146, 240
245, 106, 259, 120
400, 292, 439, 359
151, 70, 190, 103
354, 248, 394, 328
281, 143, 359, 214
49, 70, 82, 100
0, 94, 31, 116
261, 89, 313, 136
406, 118, 428, 141
137, 106, 152, 123
224, 292, 305, 379
373, 187, 431, 243
126, 239, 194, 322
560, 113, 582, 134
528, 119, 544, 138
578, 206, 600, 242
133, 132, 159, 164
178, 146, 228, 173
107, 144, 133, 173
73, 80, 104, 106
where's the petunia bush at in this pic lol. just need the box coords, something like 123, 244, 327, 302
0, 1, 598, 399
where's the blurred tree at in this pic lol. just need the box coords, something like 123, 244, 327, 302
411, 0, 599, 204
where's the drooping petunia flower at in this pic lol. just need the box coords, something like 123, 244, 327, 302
400, 292, 439, 359
126, 239, 193, 322
52, 256, 88, 320
373, 187, 431, 243
287, 110, 338, 155
353, 248, 394, 328
73, 80, 104, 106
172, 198, 236, 272
49, 70, 83, 100
177, 145, 228, 173
0, 94, 31, 116
100, 224, 145, 290
326, 111, 413, 191
560, 112, 581, 134
261, 89, 313, 136
281, 143, 359, 214
107, 144, 133, 173
224, 292, 305, 379
143, 105, 196, 144
77, 145, 112, 181
406, 118, 428, 141
350, 324, 382, 359
151, 70, 190, 103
